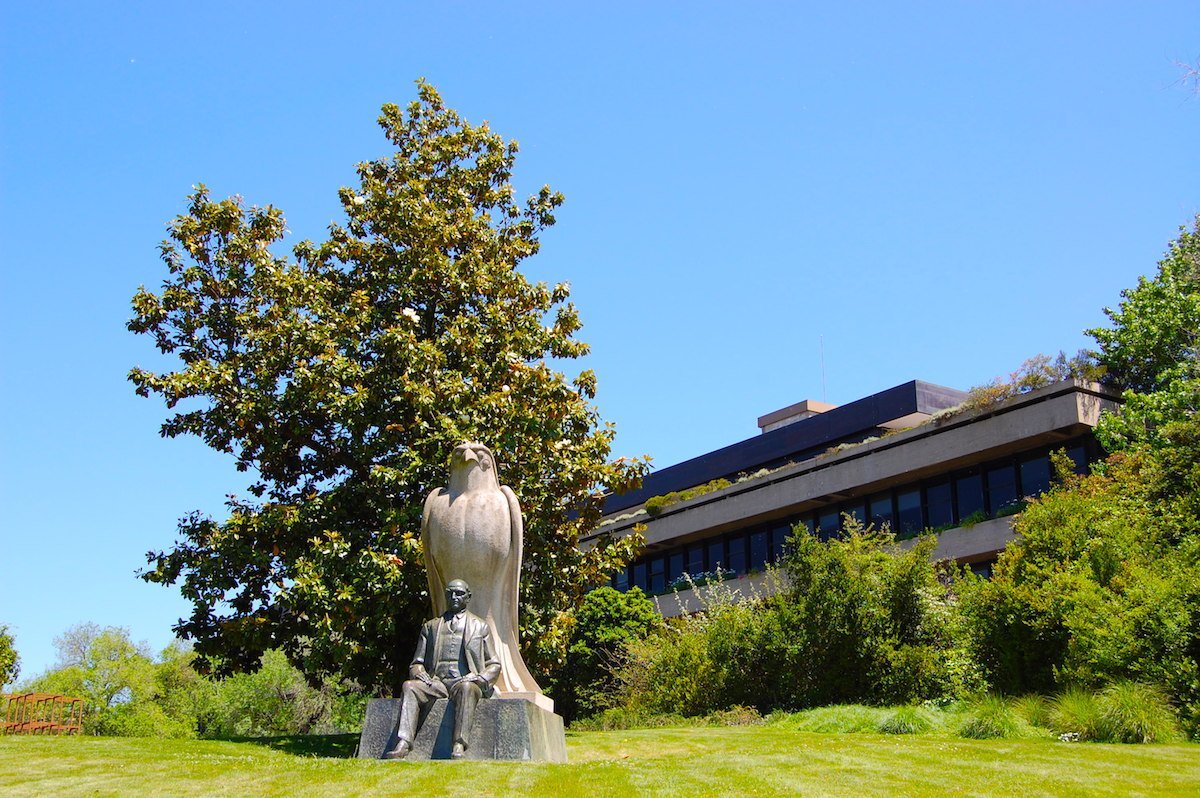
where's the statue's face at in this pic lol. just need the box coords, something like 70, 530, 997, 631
446, 581, 470, 613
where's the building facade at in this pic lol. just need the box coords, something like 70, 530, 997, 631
586, 379, 1117, 615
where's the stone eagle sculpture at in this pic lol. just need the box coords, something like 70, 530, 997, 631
421, 442, 542, 698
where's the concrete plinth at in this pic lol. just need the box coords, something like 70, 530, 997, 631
357, 697, 567, 762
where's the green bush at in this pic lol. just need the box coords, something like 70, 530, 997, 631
569, 704, 761, 731
765, 704, 892, 734
1012, 694, 1053, 728
959, 695, 1026, 739
1051, 688, 1102, 740
1094, 682, 1182, 743
705, 705, 763, 727
643, 479, 733, 517
568, 707, 693, 731
208, 650, 338, 737
773, 520, 982, 708
958, 440, 1200, 736
608, 521, 981, 719
550, 586, 661, 724
878, 705, 933, 735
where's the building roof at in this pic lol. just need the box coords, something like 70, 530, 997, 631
604, 380, 967, 514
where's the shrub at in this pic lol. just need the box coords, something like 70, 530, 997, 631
613, 578, 766, 717
643, 479, 733, 517
878, 705, 934, 735
705, 705, 763, 727
1012, 694, 1053, 728
208, 650, 337, 737
551, 586, 661, 724
1051, 688, 1102, 740
959, 695, 1026, 739
958, 446, 1200, 731
1095, 682, 1182, 744
765, 705, 891, 734
569, 707, 695, 731
607, 521, 982, 719
776, 520, 982, 707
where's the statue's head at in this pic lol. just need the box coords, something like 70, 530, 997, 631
446, 579, 471, 613
450, 442, 497, 477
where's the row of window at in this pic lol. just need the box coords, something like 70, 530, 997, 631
612, 441, 1092, 595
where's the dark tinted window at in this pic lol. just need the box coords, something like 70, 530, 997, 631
633, 561, 647, 592
668, 552, 684, 583
987, 464, 1018, 512
955, 473, 985, 520
818, 509, 840, 539
771, 524, 792, 561
869, 492, 894, 530
613, 567, 629, 591
686, 544, 704, 577
750, 530, 769, 571
897, 489, 922, 537
1020, 455, 1052, 497
970, 561, 994, 579
1065, 445, 1088, 474
649, 557, 665, 593
925, 482, 954, 529
708, 539, 725, 571
726, 534, 747, 575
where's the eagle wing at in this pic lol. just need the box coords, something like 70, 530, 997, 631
500, 484, 524, 651
422, 486, 449, 617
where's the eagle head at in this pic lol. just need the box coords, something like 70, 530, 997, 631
449, 442, 499, 492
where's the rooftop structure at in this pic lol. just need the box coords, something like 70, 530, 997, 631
587, 379, 1117, 616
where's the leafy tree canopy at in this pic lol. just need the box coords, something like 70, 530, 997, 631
129, 80, 648, 694
1089, 216, 1200, 451
961, 444, 1200, 733
0, 624, 19, 690
553, 586, 660, 722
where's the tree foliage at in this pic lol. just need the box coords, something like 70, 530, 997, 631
0, 624, 19, 690
960, 445, 1200, 733
551, 586, 661, 722
611, 522, 979, 718
26, 624, 357, 738
1089, 216, 1200, 451
1089, 216, 1200, 395
29, 624, 179, 736
129, 81, 647, 693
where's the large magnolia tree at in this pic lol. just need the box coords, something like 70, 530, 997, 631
129, 81, 647, 694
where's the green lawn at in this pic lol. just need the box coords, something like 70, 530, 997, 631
2, 727, 1197, 797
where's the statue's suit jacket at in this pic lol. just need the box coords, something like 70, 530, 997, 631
409, 610, 502, 697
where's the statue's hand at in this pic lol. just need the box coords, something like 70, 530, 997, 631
410, 664, 433, 685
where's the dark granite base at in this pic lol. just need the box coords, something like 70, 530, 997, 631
357, 697, 567, 762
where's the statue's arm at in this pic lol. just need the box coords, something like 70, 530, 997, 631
408, 622, 433, 683
476, 625, 502, 687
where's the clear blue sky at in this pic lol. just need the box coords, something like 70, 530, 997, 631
2, 2, 1197, 682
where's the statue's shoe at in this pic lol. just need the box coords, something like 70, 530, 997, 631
382, 741, 412, 760
451, 742, 467, 759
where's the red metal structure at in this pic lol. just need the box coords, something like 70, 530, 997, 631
2, 693, 84, 735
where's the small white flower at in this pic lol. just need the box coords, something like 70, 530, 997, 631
352, 195, 366, 206
401, 308, 419, 323
501, 385, 511, 393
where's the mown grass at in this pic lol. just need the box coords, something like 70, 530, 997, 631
2, 726, 1198, 797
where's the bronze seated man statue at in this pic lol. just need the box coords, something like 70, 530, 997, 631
384, 579, 501, 759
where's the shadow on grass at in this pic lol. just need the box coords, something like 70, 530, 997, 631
222, 733, 360, 759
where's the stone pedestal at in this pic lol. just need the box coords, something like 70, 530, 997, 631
357, 697, 567, 762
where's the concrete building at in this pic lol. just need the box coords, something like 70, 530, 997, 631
585, 379, 1117, 615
